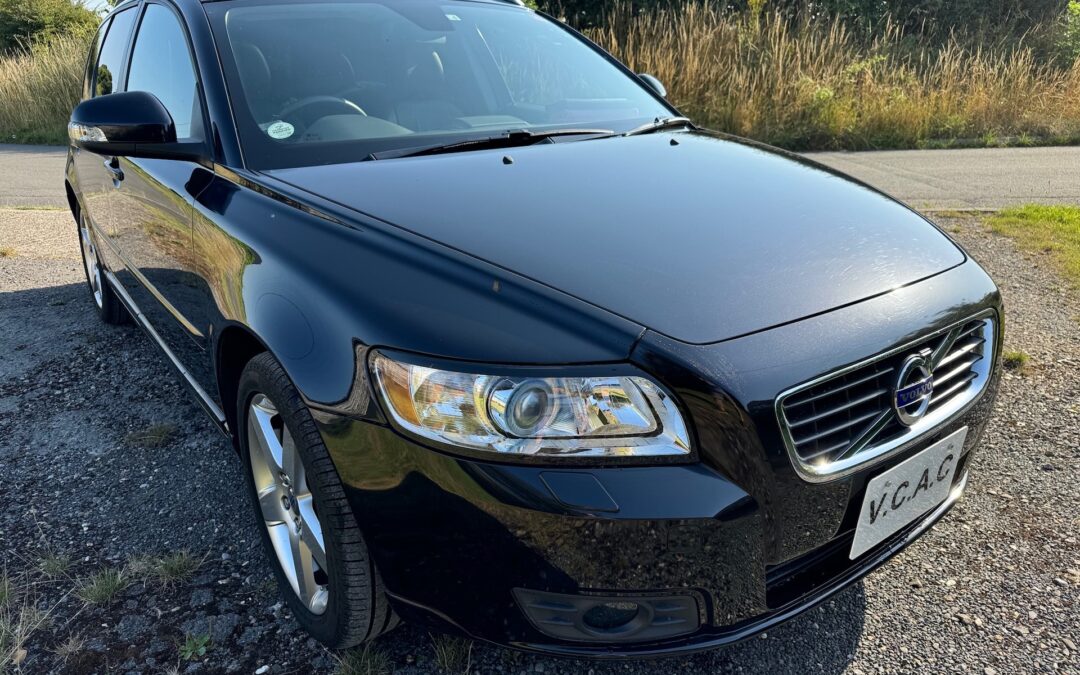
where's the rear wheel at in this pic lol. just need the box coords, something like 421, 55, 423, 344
237, 352, 398, 648
77, 213, 127, 324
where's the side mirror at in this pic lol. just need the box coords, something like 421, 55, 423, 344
69, 91, 204, 161
638, 73, 667, 99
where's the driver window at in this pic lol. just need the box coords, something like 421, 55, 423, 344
126, 4, 203, 141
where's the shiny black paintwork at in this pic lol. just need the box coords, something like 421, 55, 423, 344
65, 0, 1003, 657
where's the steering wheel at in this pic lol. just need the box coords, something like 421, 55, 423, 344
277, 96, 367, 128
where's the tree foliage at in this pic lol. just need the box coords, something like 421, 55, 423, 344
0, 0, 99, 52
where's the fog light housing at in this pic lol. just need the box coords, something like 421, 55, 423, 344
513, 588, 700, 643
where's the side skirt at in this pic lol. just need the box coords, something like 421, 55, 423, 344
103, 267, 230, 437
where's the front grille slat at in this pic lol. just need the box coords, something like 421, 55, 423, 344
791, 410, 883, 445
936, 337, 986, 369
783, 366, 895, 408
779, 316, 994, 477
787, 388, 889, 428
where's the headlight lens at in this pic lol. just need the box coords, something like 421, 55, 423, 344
370, 352, 690, 458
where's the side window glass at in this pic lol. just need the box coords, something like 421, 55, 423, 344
84, 18, 110, 99
126, 4, 202, 141
94, 8, 135, 97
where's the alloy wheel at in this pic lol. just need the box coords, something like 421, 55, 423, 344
79, 219, 103, 308
247, 393, 329, 614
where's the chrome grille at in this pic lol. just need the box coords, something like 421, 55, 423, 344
777, 314, 995, 482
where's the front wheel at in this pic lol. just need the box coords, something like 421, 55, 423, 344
237, 352, 398, 648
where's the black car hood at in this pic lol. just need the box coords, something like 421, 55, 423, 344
266, 131, 965, 344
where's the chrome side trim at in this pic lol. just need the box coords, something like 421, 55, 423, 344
775, 310, 997, 483
104, 268, 227, 427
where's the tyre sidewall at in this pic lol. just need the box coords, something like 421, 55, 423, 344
236, 354, 355, 646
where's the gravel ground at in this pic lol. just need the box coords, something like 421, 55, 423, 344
0, 208, 1077, 674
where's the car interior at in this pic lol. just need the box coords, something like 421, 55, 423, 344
224, 2, 653, 144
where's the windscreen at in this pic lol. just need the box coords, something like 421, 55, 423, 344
207, 0, 672, 168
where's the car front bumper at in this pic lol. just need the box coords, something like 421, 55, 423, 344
313, 260, 1002, 658
313, 394, 991, 658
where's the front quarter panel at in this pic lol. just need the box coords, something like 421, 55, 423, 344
190, 172, 644, 406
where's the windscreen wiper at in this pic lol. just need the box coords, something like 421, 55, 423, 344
366, 128, 615, 161
623, 116, 694, 136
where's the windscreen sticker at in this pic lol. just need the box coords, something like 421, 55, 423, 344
267, 121, 295, 140
445, 13, 461, 21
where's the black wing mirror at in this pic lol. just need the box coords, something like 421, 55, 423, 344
69, 91, 204, 162
638, 73, 667, 99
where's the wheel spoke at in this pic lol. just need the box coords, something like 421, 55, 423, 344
258, 485, 286, 525
280, 428, 304, 489
290, 526, 319, 609
249, 399, 284, 472
266, 522, 299, 596
296, 495, 327, 570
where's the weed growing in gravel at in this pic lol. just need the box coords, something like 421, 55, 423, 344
0, 571, 53, 673
336, 644, 392, 675
1003, 350, 1032, 373
124, 423, 178, 449
76, 568, 127, 604
0, 247, 15, 258
179, 633, 211, 661
38, 553, 71, 578
50, 634, 84, 661
130, 550, 201, 587
430, 634, 472, 673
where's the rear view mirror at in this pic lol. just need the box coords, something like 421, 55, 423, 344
69, 91, 204, 161
638, 73, 667, 99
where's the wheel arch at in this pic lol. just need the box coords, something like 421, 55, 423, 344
215, 322, 270, 449
65, 180, 80, 225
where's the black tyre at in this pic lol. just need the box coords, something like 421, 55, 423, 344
237, 352, 398, 648
77, 211, 128, 325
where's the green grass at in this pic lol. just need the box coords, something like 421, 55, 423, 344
123, 423, 177, 449
1002, 350, 1032, 373
76, 568, 126, 605
990, 205, 1080, 288
430, 634, 472, 673
336, 644, 392, 675
38, 553, 71, 578
128, 550, 201, 587
179, 633, 211, 661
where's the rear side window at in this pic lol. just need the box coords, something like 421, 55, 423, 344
84, 19, 110, 99
94, 8, 136, 97
126, 4, 202, 140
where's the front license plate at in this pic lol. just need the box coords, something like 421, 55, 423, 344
850, 426, 967, 559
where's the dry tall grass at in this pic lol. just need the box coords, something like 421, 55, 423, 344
0, 34, 86, 144
589, 4, 1080, 149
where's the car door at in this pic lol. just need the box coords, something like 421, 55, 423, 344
106, 1, 214, 382
71, 6, 137, 273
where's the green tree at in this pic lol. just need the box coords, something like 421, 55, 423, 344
0, 0, 99, 52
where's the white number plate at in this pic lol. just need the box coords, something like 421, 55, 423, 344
850, 426, 967, 559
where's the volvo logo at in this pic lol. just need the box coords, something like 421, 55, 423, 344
893, 350, 934, 426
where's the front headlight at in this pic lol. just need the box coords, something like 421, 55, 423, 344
370, 352, 691, 459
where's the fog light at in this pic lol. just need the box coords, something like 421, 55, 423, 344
582, 602, 642, 632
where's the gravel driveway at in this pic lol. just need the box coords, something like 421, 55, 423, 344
0, 206, 1077, 674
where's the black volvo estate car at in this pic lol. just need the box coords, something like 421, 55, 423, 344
66, 0, 1002, 658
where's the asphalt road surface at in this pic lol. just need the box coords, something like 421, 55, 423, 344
806, 146, 1080, 210
1, 145, 1078, 674
5, 143, 1080, 210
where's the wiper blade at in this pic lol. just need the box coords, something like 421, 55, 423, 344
623, 116, 693, 136
367, 128, 614, 161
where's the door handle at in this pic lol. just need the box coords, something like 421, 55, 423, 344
104, 157, 124, 183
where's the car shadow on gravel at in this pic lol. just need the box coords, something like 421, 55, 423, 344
1, 281, 868, 674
